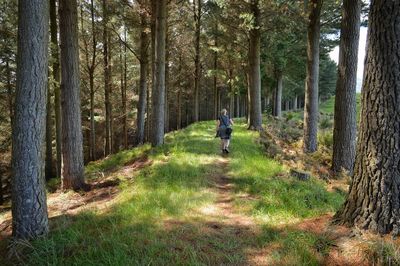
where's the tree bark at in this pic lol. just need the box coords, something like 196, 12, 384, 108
193, 0, 202, 122
59, 0, 86, 191
303, 0, 322, 153
12, 0, 49, 239
335, 0, 400, 236
137, 8, 149, 145
248, 0, 262, 130
151, 0, 166, 146
50, 0, 61, 177
332, 0, 361, 175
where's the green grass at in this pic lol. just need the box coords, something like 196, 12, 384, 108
2, 120, 346, 265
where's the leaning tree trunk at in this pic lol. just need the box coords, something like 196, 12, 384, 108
151, 0, 166, 146
137, 8, 149, 145
193, 0, 201, 122
12, 0, 49, 239
332, 0, 361, 175
335, 0, 400, 236
303, 0, 322, 153
248, 0, 262, 130
59, 0, 86, 191
50, 0, 62, 177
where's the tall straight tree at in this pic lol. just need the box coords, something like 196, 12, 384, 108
332, 0, 361, 174
12, 0, 49, 239
248, 0, 262, 130
335, 0, 400, 235
192, 0, 202, 122
103, 0, 112, 155
303, 0, 323, 153
136, 2, 149, 145
59, 0, 86, 190
50, 0, 62, 178
151, 0, 166, 146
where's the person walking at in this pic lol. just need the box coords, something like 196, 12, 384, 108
216, 108, 234, 153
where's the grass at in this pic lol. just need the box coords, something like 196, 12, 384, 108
1, 120, 346, 265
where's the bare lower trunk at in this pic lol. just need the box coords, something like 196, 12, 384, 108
248, 0, 262, 130
303, 0, 322, 153
274, 70, 283, 117
59, 0, 86, 191
193, 0, 201, 122
136, 8, 149, 145
12, 0, 49, 239
103, 0, 112, 155
332, 0, 361, 175
335, 0, 400, 236
45, 82, 53, 180
151, 0, 166, 146
50, 0, 61, 177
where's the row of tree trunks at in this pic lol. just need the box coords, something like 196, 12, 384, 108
332, 0, 361, 175
303, 0, 322, 153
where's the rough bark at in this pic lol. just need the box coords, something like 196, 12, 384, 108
50, 0, 61, 177
335, 0, 400, 236
248, 0, 262, 130
151, 0, 166, 146
12, 0, 49, 239
332, 0, 361, 175
303, 0, 322, 153
193, 0, 202, 122
59, 0, 86, 191
137, 9, 149, 145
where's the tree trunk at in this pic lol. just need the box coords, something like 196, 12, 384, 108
103, 0, 112, 155
59, 0, 86, 191
12, 0, 49, 239
293, 96, 298, 111
332, 0, 361, 175
303, 0, 322, 153
235, 93, 240, 118
274, 70, 283, 118
88, 0, 97, 161
213, 22, 218, 120
6, 60, 13, 130
164, 10, 170, 133
50, 0, 61, 177
193, 0, 202, 122
248, 0, 262, 130
335, 0, 400, 236
151, 0, 166, 146
45, 77, 53, 180
137, 9, 149, 145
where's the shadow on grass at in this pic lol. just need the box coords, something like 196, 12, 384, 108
2, 211, 345, 265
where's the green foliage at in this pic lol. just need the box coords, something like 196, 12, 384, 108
319, 57, 338, 101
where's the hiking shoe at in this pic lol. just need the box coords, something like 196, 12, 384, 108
224, 148, 230, 153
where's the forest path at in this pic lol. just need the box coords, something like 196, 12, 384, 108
1, 120, 359, 265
